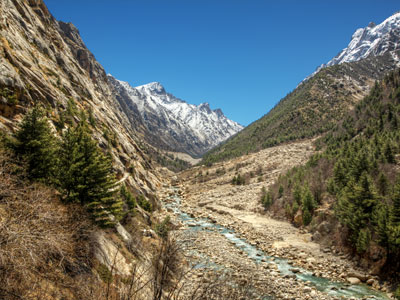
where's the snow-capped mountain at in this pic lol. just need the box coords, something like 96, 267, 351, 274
326, 12, 400, 66
307, 12, 400, 81
108, 75, 243, 157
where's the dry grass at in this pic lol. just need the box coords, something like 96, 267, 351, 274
0, 148, 264, 299
0, 150, 98, 299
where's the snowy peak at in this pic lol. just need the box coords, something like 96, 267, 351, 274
303, 12, 400, 84
136, 82, 166, 95
326, 12, 400, 67
198, 102, 212, 113
214, 108, 223, 117
108, 75, 243, 157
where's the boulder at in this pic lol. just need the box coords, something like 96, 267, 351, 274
317, 221, 332, 234
312, 230, 322, 241
347, 277, 361, 284
366, 278, 376, 286
347, 271, 367, 282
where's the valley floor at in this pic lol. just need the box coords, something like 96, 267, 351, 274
160, 140, 393, 299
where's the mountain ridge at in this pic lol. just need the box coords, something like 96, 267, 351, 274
108, 75, 243, 157
305, 12, 400, 83
202, 12, 400, 165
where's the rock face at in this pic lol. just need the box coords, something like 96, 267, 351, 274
307, 12, 400, 80
326, 13, 400, 67
108, 75, 243, 157
0, 0, 164, 197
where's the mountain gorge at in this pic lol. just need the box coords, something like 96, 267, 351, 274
203, 13, 400, 164
1, 0, 400, 299
108, 75, 243, 157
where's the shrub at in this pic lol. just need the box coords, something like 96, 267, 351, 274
155, 216, 171, 239
137, 194, 152, 212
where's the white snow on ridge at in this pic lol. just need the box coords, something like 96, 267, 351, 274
108, 75, 243, 155
304, 12, 400, 82
325, 12, 400, 67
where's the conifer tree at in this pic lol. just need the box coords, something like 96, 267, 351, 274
391, 176, 400, 226
13, 106, 58, 181
384, 142, 395, 163
333, 160, 347, 191
337, 173, 377, 246
376, 203, 390, 249
356, 228, 371, 253
302, 207, 312, 226
302, 185, 316, 212
59, 121, 123, 226
377, 172, 388, 196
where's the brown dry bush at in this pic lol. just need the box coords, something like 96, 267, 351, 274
0, 150, 97, 299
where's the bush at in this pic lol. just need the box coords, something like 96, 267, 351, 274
155, 216, 171, 239
302, 208, 312, 226
260, 187, 273, 209
232, 173, 245, 185
137, 194, 152, 212
120, 184, 136, 213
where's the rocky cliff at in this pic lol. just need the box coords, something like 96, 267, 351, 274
0, 2, 178, 298
0, 0, 165, 197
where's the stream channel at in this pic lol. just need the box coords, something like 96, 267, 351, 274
164, 188, 389, 299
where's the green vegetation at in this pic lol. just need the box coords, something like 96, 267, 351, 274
232, 173, 245, 185
155, 216, 171, 239
264, 69, 400, 268
9, 105, 137, 227
58, 121, 123, 226
120, 184, 136, 214
155, 152, 191, 172
0, 87, 18, 105
97, 263, 113, 283
137, 194, 152, 212
260, 186, 273, 209
202, 54, 397, 165
12, 106, 58, 181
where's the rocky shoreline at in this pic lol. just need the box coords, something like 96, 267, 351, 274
162, 187, 392, 299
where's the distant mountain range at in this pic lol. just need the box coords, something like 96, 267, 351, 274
108, 75, 243, 158
203, 12, 400, 164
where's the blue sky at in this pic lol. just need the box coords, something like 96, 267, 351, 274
45, 0, 399, 126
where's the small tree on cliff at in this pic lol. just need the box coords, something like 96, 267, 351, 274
59, 121, 123, 226
13, 106, 58, 182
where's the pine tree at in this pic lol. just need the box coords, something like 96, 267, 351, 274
59, 122, 123, 226
302, 207, 312, 226
13, 106, 58, 181
301, 185, 316, 212
333, 160, 347, 191
356, 228, 371, 253
377, 172, 388, 196
384, 142, 395, 163
375, 203, 390, 249
337, 173, 377, 245
391, 176, 400, 225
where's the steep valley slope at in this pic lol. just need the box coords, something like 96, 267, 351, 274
0, 0, 181, 298
203, 13, 400, 165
